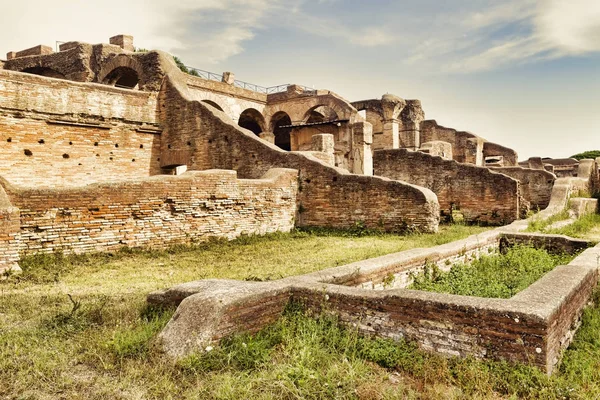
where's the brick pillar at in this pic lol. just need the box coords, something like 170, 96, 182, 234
382, 119, 400, 149
222, 72, 235, 85
311, 134, 335, 166
352, 122, 373, 175
465, 138, 485, 166
399, 121, 420, 150
259, 132, 275, 144
289, 130, 300, 151
399, 100, 424, 151
109, 35, 134, 52
0, 185, 21, 276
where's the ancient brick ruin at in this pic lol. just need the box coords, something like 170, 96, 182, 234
2, 35, 599, 372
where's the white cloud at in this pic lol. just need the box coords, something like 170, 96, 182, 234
415, 0, 600, 73
0, 0, 277, 65
2, 0, 599, 71
534, 0, 600, 54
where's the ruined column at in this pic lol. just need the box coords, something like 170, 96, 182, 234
352, 122, 373, 175
399, 100, 425, 151
380, 94, 406, 149
310, 134, 335, 166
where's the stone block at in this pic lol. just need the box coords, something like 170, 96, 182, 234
221, 71, 235, 85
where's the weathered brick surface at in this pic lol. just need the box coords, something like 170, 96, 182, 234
159, 77, 440, 233
153, 231, 600, 374
0, 70, 161, 187
421, 120, 518, 166
374, 149, 519, 224
2, 168, 297, 256
491, 167, 556, 210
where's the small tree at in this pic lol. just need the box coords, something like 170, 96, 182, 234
172, 56, 189, 74
571, 150, 600, 160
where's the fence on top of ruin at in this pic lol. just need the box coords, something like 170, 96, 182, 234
185, 65, 314, 94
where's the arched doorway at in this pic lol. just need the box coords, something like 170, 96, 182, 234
21, 67, 66, 80
238, 108, 265, 135
102, 67, 139, 89
201, 100, 225, 112
270, 112, 292, 151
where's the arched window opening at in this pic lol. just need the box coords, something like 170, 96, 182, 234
271, 112, 292, 151
21, 67, 66, 80
238, 108, 265, 135
306, 105, 338, 124
102, 67, 139, 89
201, 100, 224, 112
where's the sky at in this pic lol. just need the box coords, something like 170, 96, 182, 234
1, 0, 599, 160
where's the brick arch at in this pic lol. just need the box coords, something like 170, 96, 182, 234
238, 108, 266, 135
97, 55, 145, 89
264, 94, 358, 131
21, 67, 66, 80
198, 98, 234, 120
352, 99, 384, 118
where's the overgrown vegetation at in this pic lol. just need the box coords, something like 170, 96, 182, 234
134, 47, 200, 76
548, 213, 600, 239
409, 245, 575, 298
4, 225, 600, 398
570, 150, 600, 160
526, 208, 571, 232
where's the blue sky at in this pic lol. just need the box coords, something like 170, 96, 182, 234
2, 0, 599, 159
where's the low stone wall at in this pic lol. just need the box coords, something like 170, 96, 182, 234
491, 166, 556, 210
158, 71, 440, 233
373, 149, 519, 224
150, 174, 598, 374
0, 168, 297, 273
151, 232, 598, 374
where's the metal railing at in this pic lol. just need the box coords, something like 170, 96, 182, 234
185, 65, 315, 95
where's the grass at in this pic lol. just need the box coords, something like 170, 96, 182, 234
409, 245, 575, 298
2, 224, 492, 399
526, 208, 571, 232
2, 224, 600, 398
547, 213, 600, 239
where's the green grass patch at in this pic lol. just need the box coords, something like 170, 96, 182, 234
4, 225, 600, 398
547, 213, 600, 239
526, 208, 571, 232
409, 245, 575, 298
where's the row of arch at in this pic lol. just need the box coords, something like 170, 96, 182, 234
201, 100, 341, 151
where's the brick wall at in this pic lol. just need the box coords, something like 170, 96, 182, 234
2, 168, 297, 256
421, 120, 518, 167
483, 142, 518, 166
0, 70, 162, 187
491, 167, 556, 210
374, 149, 519, 224
159, 77, 440, 233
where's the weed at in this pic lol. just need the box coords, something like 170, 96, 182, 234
410, 245, 575, 298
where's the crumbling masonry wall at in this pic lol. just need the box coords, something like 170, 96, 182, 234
0, 70, 162, 187
373, 149, 520, 224
158, 74, 439, 232
0, 168, 297, 257
491, 166, 556, 210
421, 120, 518, 166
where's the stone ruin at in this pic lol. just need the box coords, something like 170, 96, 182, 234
1, 34, 599, 373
